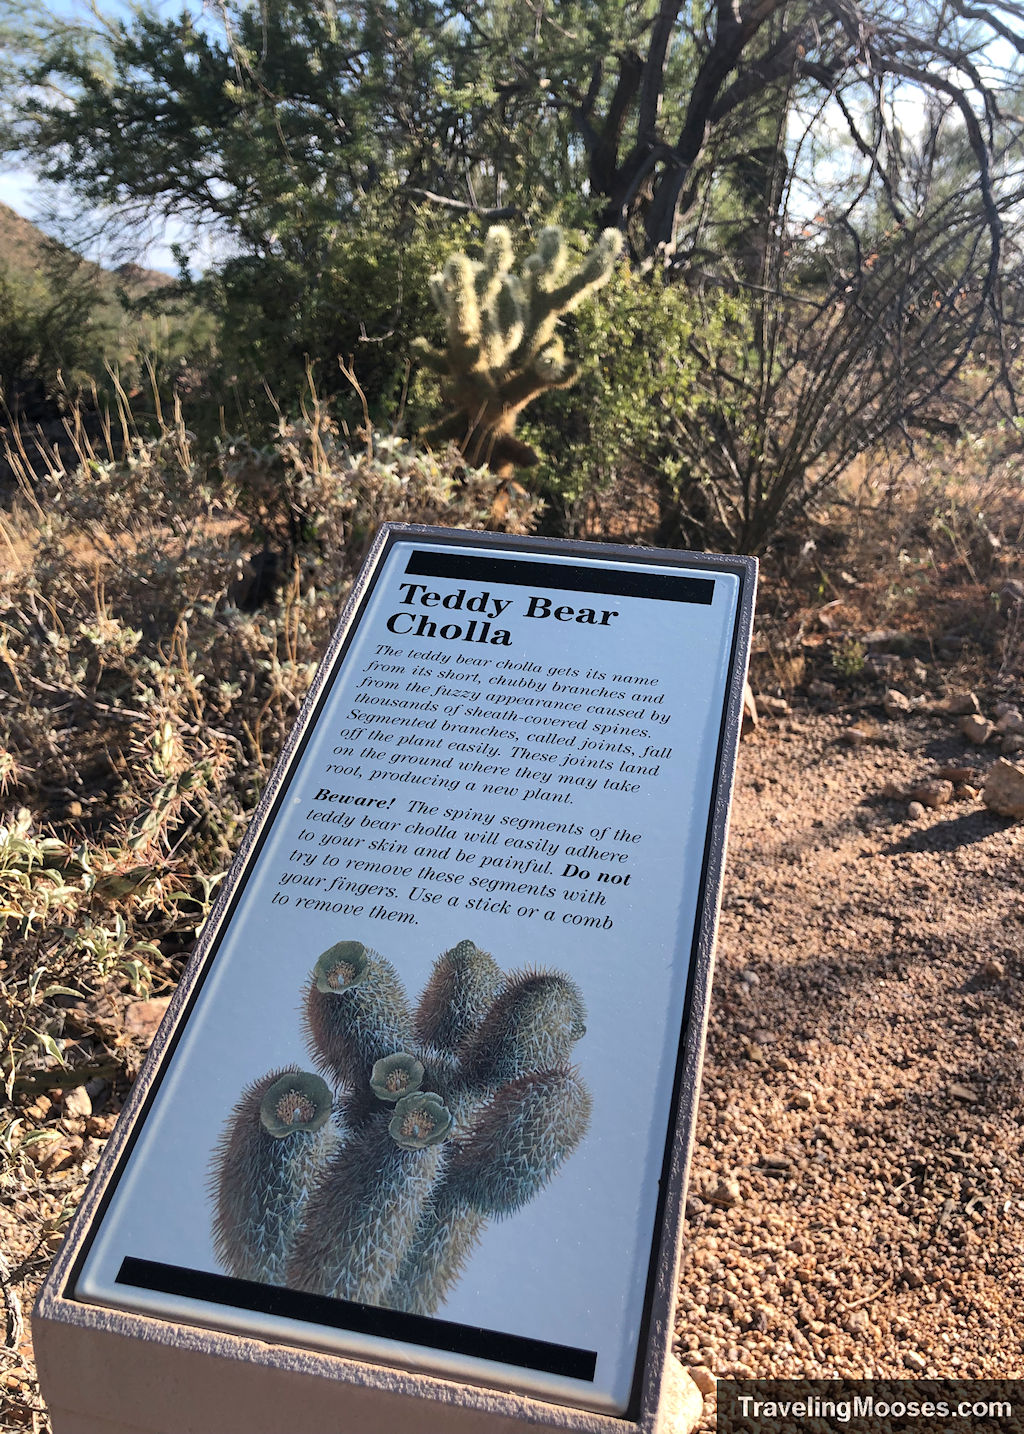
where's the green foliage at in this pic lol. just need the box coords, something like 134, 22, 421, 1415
0, 250, 105, 402
414, 224, 622, 475
214, 939, 590, 1314
524, 263, 742, 511
200, 200, 473, 425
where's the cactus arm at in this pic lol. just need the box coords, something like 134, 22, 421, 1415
286, 1112, 444, 1305
457, 969, 587, 1088
304, 941, 413, 1096
414, 939, 504, 1055
387, 1194, 486, 1316
410, 336, 449, 375
210, 1067, 337, 1284
445, 1068, 592, 1217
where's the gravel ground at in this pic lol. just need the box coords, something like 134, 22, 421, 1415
674, 699, 1024, 1425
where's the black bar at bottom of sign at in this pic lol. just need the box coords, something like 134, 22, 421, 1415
404, 549, 715, 605
115, 1256, 598, 1382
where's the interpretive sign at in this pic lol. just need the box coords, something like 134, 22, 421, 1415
35, 525, 756, 1434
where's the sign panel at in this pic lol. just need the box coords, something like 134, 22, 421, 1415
70, 527, 755, 1419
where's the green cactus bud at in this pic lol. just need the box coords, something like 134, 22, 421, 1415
259, 1070, 333, 1137
370, 1052, 425, 1103
211, 1066, 337, 1284
388, 1091, 453, 1149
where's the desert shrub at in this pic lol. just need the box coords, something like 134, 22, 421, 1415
0, 397, 537, 1114
0, 252, 105, 410
519, 263, 743, 530
195, 203, 474, 432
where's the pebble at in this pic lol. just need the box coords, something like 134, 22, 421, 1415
793, 1090, 815, 1110
907, 779, 953, 809
907, 800, 926, 820
982, 959, 1006, 980
884, 688, 912, 716
707, 1177, 742, 1208
960, 714, 994, 744
904, 1351, 927, 1372
688, 1365, 717, 1397
124, 997, 172, 1042
62, 1086, 93, 1120
949, 1083, 978, 1103
983, 759, 1024, 819
935, 691, 980, 716
995, 708, 1024, 735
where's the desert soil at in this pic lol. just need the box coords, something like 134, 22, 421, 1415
676, 696, 1024, 1426
3, 690, 1022, 1428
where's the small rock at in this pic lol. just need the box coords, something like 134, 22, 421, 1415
981, 959, 1006, 980
688, 1365, 717, 1398
124, 996, 172, 1043
949, 1083, 978, 1103
25, 1095, 52, 1120
907, 779, 953, 809
62, 1086, 92, 1120
904, 1350, 928, 1373
903, 1267, 924, 1289
793, 1090, 815, 1110
739, 968, 760, 987
1000, 734, 1024, 755
707, 1176, 742, 1208
844, 722, 878, 747
954, 784, 979, 801
996, 708, 1024, 735
935, 691, 980, 716
959, 714, 994, 745
983, 759, 1024, 820
762, 1153, 793, 1171
867, 653, 902, 675
808, 679, 837, 701
907, 801, 926, 821
883, 688, 913, 716
844, 1310, 869, 1334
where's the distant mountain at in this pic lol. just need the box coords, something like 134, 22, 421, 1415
0, 201, 173, 295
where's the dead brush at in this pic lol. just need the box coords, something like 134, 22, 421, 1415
0, 371, 537, 1215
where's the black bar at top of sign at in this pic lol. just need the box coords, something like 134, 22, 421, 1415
405, 549, 715, 605
115, 1257, 597, 1383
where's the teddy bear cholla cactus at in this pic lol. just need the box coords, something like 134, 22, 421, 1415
210, 939, 590, 1315
413, 225, 623, 477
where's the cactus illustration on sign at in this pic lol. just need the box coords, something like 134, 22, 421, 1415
210, 938, 590, 1314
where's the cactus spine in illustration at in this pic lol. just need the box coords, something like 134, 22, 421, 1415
210, 938, 590, 1314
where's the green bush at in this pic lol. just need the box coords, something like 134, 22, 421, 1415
520, 261, 744, 528
0, 250, 105, 406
